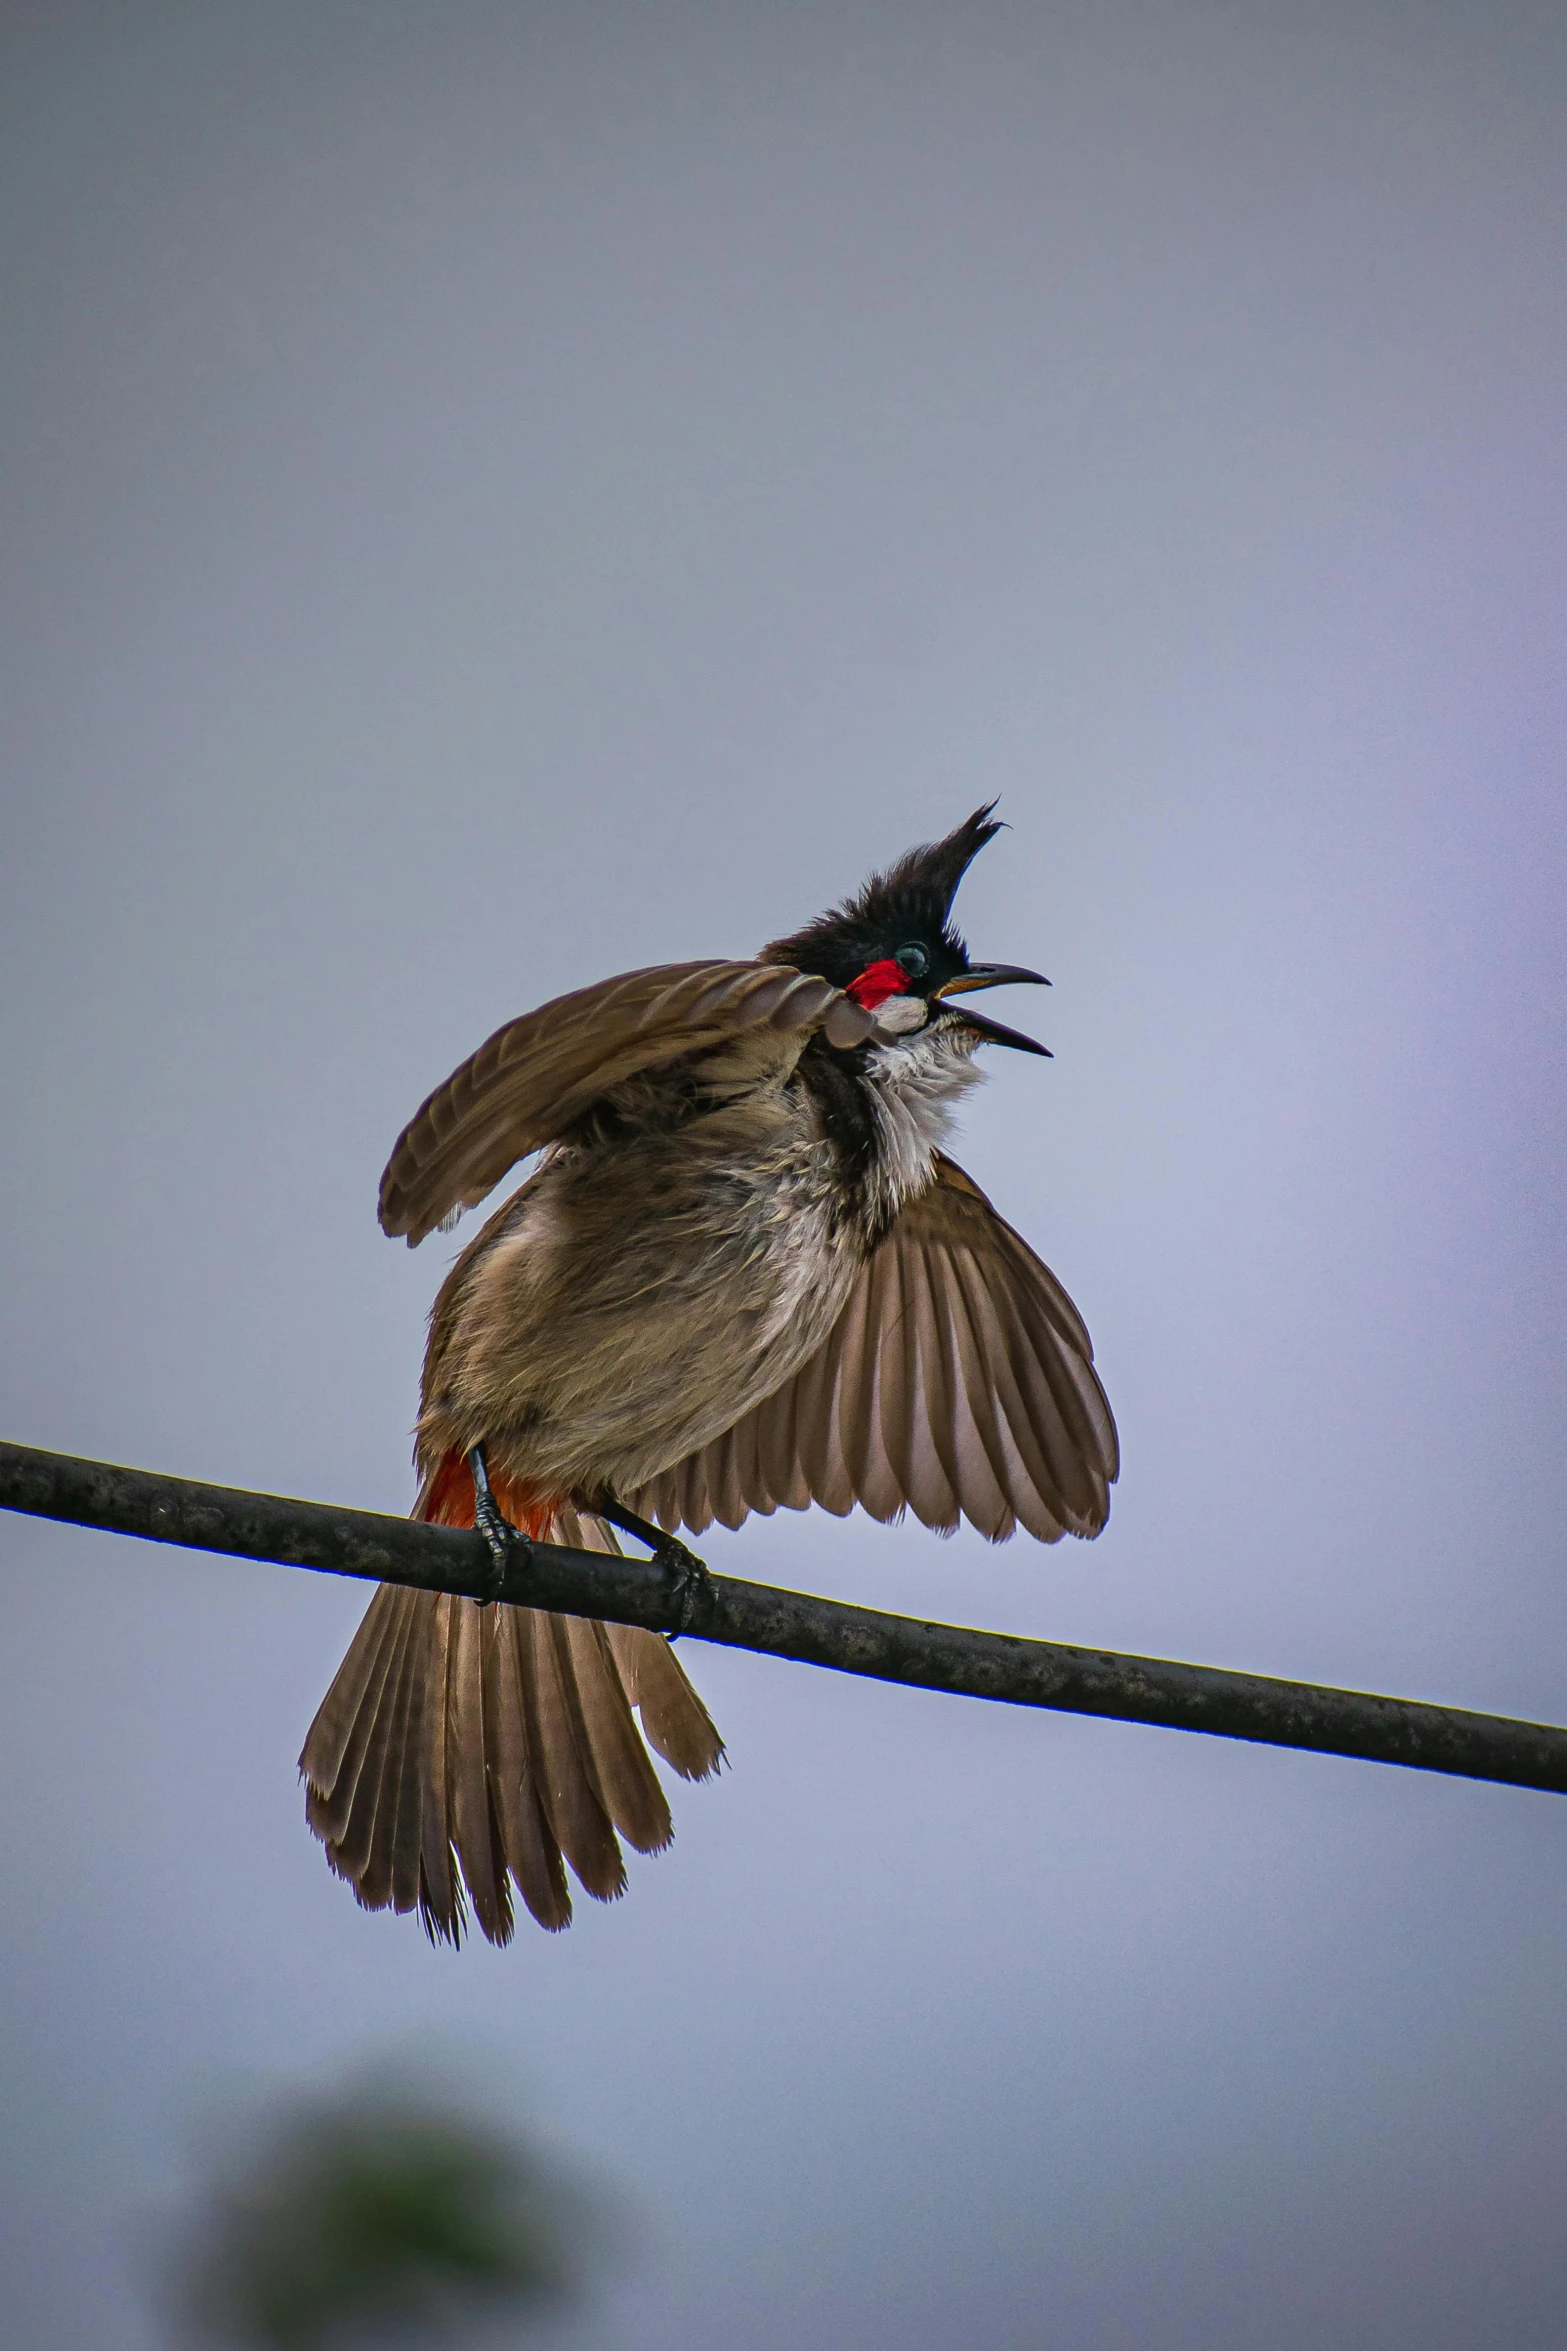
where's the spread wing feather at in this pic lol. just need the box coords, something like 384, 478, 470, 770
633, 1155, 1118, 1545
379, 959, 874, 1246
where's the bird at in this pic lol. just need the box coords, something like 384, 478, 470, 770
300, 805, 1118, 1944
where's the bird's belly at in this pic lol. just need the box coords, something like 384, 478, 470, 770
418, 1111, 861, 1501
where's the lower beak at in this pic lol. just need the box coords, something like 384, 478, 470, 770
933, 963, 1052, 1057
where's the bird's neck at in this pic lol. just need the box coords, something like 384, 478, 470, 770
860, 1025, 984, 1220
796, 1019, 982, 1237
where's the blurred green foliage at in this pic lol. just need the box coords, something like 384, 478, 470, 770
172, 2079, 589, 2347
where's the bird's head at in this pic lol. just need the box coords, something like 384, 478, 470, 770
762, 802, 1051, 1058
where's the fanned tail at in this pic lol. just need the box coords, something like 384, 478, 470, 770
299, 1456, 725, 1943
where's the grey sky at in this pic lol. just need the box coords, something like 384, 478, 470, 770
2, 3, 1565, 2345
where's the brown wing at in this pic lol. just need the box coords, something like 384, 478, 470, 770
379, 959, 875, 1245
633, 1155, 1118, 1545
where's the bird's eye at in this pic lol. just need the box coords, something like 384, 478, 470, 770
895, 943, 929, 980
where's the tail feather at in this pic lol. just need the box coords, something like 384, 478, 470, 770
350, 1591, 426, 1909
525, 1610, 629, 1903
299, 1453, 725, 1944
556, 1500, 724, 1783
415, 1598, 460, 1933
573, 1618, 677, 1854
606, 1618, 727, 1782
446, 1598, 514, 1946
313, 1585, 419, 1885
484, 1608, 571, 1932
302, 1580, 408, 1837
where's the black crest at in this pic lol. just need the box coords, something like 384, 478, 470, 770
762, 804, 1003, 988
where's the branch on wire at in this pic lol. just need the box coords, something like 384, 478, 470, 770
2, 1439, 1564, 1800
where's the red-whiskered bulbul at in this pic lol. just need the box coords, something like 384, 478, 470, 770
301, 806, 1117, 1942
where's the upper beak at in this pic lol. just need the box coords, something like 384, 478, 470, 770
935, 962, 1050, 997
933, 962, 1052, 1057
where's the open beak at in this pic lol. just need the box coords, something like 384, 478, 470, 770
933, 962, 1052, 1057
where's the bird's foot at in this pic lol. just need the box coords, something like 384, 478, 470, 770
590, 1497, 711, 1638
652, 1533, 711, 1638
467, 1444, 527, 1604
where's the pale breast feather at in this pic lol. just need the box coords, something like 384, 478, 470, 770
862, 1026, 985, 1219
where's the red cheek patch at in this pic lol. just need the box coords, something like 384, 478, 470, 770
847, 958, 910, 1011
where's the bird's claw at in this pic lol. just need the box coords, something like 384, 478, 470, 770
472, 1491, 518, 1603
653, 1536, 710, 1637
468, 1444, 527, 1605
581, 1494, 710, 1637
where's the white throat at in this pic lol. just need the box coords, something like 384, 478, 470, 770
863, 1012, 983, 1216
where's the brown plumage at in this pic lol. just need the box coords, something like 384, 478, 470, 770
632, 1155, 1115, 1544
378, 960, 876, 1249
301, 807, 1118, 1942
302, 1495, 723, 1939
